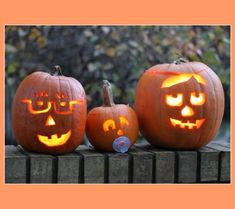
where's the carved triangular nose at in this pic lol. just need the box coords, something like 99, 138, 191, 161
45, 115, 56, 126
117, 129, 124, 136
181, 105, 194, 117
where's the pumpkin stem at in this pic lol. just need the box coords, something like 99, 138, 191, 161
173, 57, 188, 65
53, 65, 63, 76
102, 80, 115, 106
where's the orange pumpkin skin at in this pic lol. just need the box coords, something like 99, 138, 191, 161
86, 81, 139, 152
135, 61, 224, 150
12, 68, 87, 154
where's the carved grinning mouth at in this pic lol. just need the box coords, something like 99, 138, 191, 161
170, 118, 205, 129
37, 130, 71, 147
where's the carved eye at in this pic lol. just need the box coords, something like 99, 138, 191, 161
21, 99, 52, 114
103, 120, 116, 132
119, 116, 129, 128
60, 101, 67, 107
36, 101, 44, 106
190, 92, 205, 105
166, 94, 183, 106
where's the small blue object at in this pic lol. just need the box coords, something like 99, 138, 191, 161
112, 136, 131, 153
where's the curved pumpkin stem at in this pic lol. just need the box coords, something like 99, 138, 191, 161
53, 65, 63, 76
173, 57, 188, 65
102, 80, 115, 106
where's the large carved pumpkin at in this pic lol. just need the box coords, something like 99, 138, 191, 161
86, 80, 139, 153
12, 66, 87, 154
135, 59, 224, 149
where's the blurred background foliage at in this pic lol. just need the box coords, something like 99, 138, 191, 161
5, 26, 230, 144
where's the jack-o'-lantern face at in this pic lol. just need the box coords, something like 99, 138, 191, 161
102, 116, 131, 152
135, 61, 225, 149
21, 91, 82, 147
161, 73, 206, 130
12, 70, 87, 154
86, 105, 139, 152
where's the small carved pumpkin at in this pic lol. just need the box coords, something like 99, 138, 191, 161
135, 59, 224, 149
12, 66, 87, 154
86, 80, 139, 153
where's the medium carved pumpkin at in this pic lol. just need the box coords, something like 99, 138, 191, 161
135, 59, 224, 149
12, 66, 87, 154
86, 80, 139, 153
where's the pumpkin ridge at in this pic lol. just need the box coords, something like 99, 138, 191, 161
188, 62, 206, 147
204, 65, 222, 142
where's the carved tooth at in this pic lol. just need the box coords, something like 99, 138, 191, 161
188, 124, 194, 129
51, 134, 56, 140
170, 118, 177, 127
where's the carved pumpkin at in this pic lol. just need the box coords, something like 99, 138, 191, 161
135, 59, 224, 149
86, 80, 139, 153
12, 66, 87, 154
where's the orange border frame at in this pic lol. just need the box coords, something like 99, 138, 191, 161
0, 1, 234, 209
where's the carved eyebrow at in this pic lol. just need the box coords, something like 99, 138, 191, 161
34, 92, 48, 98
56, 93, 68, 99
147, 70, 180, 76
56, 93, 61, 99
161, 74, 206, 88
147, 68, 206, 76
